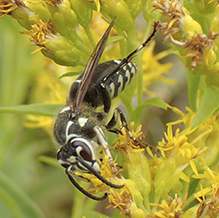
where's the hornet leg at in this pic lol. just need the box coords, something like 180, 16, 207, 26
106, 107, 145, 147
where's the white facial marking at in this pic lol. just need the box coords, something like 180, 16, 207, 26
65, 120, 80, 142
76, 146, 82, 155
58, 159, 69, 165
93, 161, 100, 171
67, 156, 76, 163
66, 120, 73, 139
78, 117, 88, 127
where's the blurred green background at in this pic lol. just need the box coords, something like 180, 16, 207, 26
0, 16, 77, 218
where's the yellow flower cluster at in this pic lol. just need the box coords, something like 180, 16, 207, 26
105, 104, 219, 217
153, 0, 219, 73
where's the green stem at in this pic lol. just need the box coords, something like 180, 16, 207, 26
117, 29, 126, 57
120, 92, 134, 116
0, 171, 46, 218
70, 184, 88, 218
83, 25, 96, 48
69, 30, 91, 57
137, 20, 153, 108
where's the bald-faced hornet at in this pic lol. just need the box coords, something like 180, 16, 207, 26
54, 18, 158, 200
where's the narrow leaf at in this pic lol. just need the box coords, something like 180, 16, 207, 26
191, 85, 219, 129
132, 97, 167, 123
0, 104, 63, 117
0, 171, 46, 218
59, 71, 83, 79
107, 35, 124, 45
134, 97, 167, 112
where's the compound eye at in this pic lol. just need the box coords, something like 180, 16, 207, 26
71, 139, 93, 162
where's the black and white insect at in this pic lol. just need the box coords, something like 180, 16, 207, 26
54, 18, 158, 200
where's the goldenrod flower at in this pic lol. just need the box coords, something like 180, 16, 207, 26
74, 151, 148, 217
147, 194, 186, 218
184, 183, 219, 218
196, 183, 219, 218
22, 18, 86, 66
70, 0, 93, 27
0, 0, 18, 17
152, 0, 219, 73
0, 0, 33, 28
100, 0, 134, 31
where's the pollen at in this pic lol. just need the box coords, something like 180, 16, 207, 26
44, 0, 62, 6
195, 183, 219, 217
108, 189, 133, 214
181, 31, 219, 70
75, 151, 125, 195
152, 0, 184, 44
0, 0, 27, 17
148, 194, 186, 218
113, 122, 145, 152
0, 0, 17, 17
152, 0, 219, 71
21, 19, 57, 48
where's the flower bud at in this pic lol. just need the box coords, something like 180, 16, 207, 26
125, 0, 146, 19
154, 158, 181, 202
45, 0, 78, 42
122, 147, 151, 201
203, 47, 217, 67
180, 8, 203, 37
205, 64, 219, 87
42, 38, 83, 66
193, 0, 217, 14
22, 19, 84, 66
25, 0, 51, 21
0, 0, 33, 29
143, 0, 161, 22
210, 5, 219, 33
70, 0, 93, 27
101, 0, 134, 31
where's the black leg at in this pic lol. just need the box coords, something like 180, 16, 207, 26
106, 107, 145, 147
76, 156, 124, 189
100, 83, 111, 113
66, 168, 108, 201
106, 107, 131, 132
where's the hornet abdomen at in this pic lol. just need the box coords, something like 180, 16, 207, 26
69, 59, 137, 112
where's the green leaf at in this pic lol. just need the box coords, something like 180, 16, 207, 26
132, 97, 167, 123
107, 35, 124, 45
59, 71, 83, 79
0, 186, 23, 218
191, 85, 219, 129
0, 171, 46, 218
0, 104, 63, 117
135, 97, 167, 112
38, 156, 59, 167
